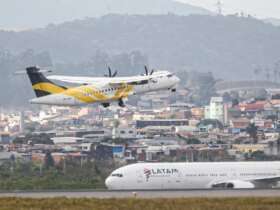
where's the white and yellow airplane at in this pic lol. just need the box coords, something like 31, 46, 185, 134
25, 66, 180, 107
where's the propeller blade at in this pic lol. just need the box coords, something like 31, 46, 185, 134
144, 65, 148, 75
112, 71, 118, 77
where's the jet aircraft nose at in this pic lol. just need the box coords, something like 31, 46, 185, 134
105, 176, 113, 189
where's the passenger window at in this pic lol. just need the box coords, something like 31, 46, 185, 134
112, 173, 123, 177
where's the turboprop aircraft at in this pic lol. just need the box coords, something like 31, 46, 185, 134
23, 66, 180, 107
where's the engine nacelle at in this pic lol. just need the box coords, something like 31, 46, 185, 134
228, 180, 255, 189
212, 180, 255, 189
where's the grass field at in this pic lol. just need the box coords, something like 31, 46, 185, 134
0, 197, 280, 210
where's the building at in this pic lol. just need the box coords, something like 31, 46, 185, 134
114, 127, 137, 139
205, 97, 227, 124
229, 118, 251, 133
232, 144, 267, 153
93, 143, 125, 159
0, 133, 11, 144
136, 119, 189, 129
55, 129, 111, 138
191, 107, 205, 119
51, 137, 84, 144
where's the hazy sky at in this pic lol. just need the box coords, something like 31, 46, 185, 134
177, 0, 280, 19
0, 0, 279, 30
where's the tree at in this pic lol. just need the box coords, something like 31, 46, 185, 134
250, 151, 266, 161
44, 151, 54, 169
246, 123, 258, 143
232, 98, 239, 107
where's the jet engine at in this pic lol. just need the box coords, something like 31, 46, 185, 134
212, 180, 255, 189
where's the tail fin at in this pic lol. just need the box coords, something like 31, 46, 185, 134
26, 66, 67, 97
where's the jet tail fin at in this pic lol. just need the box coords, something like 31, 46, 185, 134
26, 66, 67, 97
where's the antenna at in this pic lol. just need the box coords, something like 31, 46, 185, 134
216, 0, 223, 15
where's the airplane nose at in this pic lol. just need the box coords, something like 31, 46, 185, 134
105, 177, 112, 189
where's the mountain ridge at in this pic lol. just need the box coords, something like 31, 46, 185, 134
1, 14, 280, 106
0, 0, 211, 29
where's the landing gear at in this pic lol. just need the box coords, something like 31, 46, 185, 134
171, 88, 176, 92
102, 103, 110, 108
118, 98, 125, 107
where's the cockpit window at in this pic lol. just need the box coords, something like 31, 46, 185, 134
167, 74, 174, 78
111, 173, 123, 177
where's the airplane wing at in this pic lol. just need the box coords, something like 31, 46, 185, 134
251, 176, 280, 184
211, 176, 280, 189
108, 78, 150, 86
47, 75, 108, 85
47, 75, 155, 86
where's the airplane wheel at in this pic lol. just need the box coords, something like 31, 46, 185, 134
118, 99, 125, 107
171, 88, 176, 92
102, 103, 110, 108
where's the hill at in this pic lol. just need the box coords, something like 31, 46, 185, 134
264, 18, 280, 27
0, 0, 211, 29
2, 14, 280, 78
1, 14, 280, 106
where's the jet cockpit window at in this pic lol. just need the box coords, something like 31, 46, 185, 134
111, 173, 123, 177
167, 73, 174, 78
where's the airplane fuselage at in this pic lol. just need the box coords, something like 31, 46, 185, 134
30, 71, 180, 106
105, 162, 280, 190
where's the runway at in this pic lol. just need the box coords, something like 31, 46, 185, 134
1, 189, 280, 198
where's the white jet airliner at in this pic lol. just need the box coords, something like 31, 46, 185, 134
24, 66, 179, 107
105, 162, 280, 190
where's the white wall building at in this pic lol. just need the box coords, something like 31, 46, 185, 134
205, 97, 227, 124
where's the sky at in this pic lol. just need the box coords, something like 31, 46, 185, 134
0, 0, 279, 30
177, 0, 280, 19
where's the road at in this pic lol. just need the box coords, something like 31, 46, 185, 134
1, 189, 280, 198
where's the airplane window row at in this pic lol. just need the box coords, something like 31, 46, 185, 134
185, 173, 277, 177
185, 173, 228, 177
240, 173, 276, 176
83, 87, 122, 96
130, 80, 148, 85
111, 173, 123, 177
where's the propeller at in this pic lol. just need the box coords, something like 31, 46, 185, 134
144, 65, 155, 76
14, 66, 52, 75
104, 66, 118, 77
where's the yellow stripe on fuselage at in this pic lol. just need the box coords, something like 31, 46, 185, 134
64, 88, 96, 103
63, 86, 108, 103
33, 82, 134, 104
80, 86, 108, 101
32, 82, 66, 94
112, 84, 133, 100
